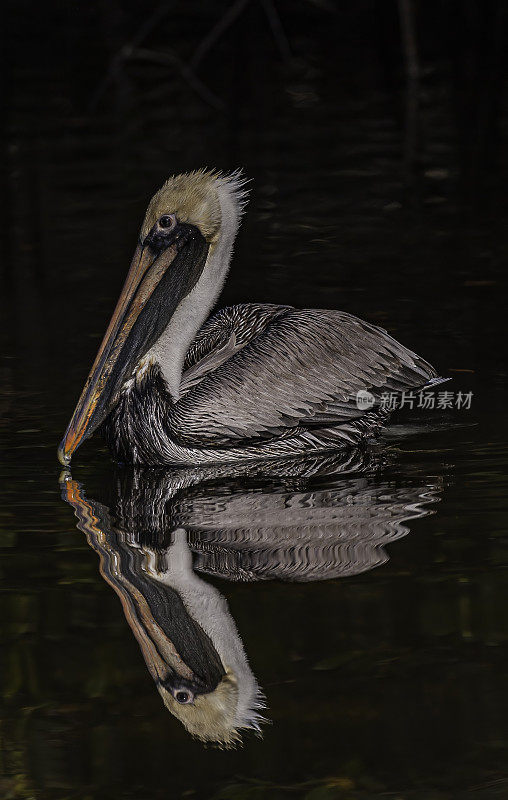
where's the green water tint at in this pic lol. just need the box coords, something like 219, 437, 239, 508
2, 434, 508, 798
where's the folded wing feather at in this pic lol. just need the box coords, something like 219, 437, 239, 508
174, 304, 437, 445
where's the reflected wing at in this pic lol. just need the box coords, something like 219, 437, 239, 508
174, 304, 438, 445
176, 478, 442, 582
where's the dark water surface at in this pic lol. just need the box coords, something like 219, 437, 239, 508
2, 3, 508, 798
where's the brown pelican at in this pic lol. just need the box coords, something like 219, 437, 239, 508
61, 455, 441, 743
62, 475, 266, 747
58, 169, 445, 467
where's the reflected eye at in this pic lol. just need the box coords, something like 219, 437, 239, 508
174, 690, 192, 704
158, 214, 176, 230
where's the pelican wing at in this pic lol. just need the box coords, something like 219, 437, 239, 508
174, 304, 438, 445
180, 304, 291, 395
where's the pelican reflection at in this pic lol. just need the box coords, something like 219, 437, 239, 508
113, 449, 442, 581
62, 476, 265, 747
61, 449, 442, 745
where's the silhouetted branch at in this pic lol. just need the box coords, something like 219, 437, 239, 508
260, 0, 292, 61
128, 47, 224, 110
91, 0, 295, 113
190, 0, 252, 71
90, 2, 172, 111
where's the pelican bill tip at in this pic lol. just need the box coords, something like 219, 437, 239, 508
57, 440, 72, 467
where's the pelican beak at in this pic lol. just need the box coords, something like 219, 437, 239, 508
58, 223, 208, 465
61, 476, 225, 702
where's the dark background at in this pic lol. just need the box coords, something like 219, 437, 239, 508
1, 2, 508, 799
2, 0, 508, 416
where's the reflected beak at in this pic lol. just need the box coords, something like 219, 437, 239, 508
61, 474, 224, 698
58, 240, 178, 466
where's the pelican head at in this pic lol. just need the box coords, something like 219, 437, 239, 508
58, 169, 248, 466
157, 665, 258, 747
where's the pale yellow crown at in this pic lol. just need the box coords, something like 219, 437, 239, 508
157, 666, 265, 748
141, 168, 249, 245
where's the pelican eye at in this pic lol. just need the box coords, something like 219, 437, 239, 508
158, 214, 177, 230
174, 690, 192, 704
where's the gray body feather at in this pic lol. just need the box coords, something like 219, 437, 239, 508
104, 303, 442, 466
